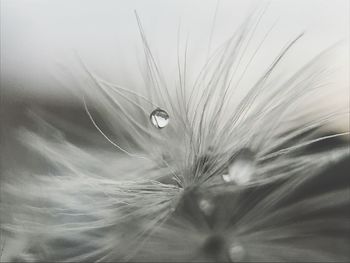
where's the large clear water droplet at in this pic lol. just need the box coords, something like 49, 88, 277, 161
150, 108, 169, 129
222, 149, 255, 185
228, 242, 245, 262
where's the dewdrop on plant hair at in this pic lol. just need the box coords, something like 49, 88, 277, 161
150, 108, 170, 129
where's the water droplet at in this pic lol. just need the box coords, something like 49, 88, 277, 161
222, 149, 255, 185
228, 242, 245, 262
150, 108, 169, 129
198, 198, 214, 216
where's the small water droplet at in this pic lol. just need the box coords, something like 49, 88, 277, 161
222, 149, 255, 185
150, 108, 169, 129
198, 198, 214, 216
228, 242, 245, 262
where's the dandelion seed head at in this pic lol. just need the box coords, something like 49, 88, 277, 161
1, 2, 349, 262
